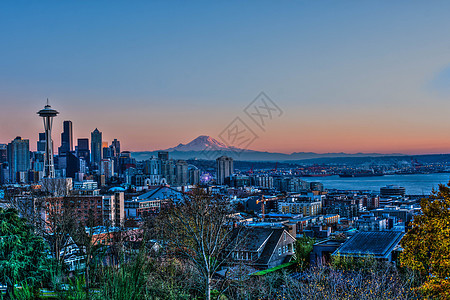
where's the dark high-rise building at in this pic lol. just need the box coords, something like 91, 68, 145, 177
91, 128, 102, 168
7, 137, 30, 183
111, 139, 120, 157
0, 144, 7, 164
188, 168, 200, 185
118, 151, 136, 175
161, 159, 175, 185
0, 163, 8, 184
158, 151, 169, 161
144, 157, 161, 175
37, 133, 46, 152
59, 120, 73, 155
77, 138, 89, 150
32, 151, 45, 173
66, 152, 79, 178
103, 146, 113, 159
77, 138, 90, 165
109, 139, 120, 174
0, 143, 7, 183
175, 160, 188, 186
158, 152, 171, 183
216, 156, 234, 185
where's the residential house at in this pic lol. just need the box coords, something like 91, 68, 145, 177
225, 227, 296, 270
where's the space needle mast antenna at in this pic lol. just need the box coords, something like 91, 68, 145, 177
37, 100, 59, 178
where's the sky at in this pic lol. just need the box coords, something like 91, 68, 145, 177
2, 1, 450, 154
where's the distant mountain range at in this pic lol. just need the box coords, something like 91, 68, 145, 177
166, 135, 235, 152
131, 135, 407, 161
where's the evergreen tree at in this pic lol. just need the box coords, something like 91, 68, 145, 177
0, 208, 50, 298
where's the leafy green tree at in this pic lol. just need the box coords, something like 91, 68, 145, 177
400, 182, 450, 298
0, 208, 50, 298
295, 236, 315, 269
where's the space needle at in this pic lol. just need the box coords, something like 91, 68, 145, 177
37, 100, 59, 178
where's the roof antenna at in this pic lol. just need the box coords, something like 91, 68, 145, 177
46, 98, 49, 105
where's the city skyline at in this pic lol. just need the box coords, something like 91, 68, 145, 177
2, 2, 450, 154
4, 100, 450, 156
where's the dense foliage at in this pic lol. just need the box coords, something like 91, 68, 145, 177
295, 236, 315, 269
0, 208, 50, 298
400, 182, 450, 298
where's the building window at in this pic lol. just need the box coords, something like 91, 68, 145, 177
278, 248, 281, 256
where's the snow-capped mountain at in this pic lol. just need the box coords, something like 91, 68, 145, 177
131, 135, 406, 161
165, 135, 241, 152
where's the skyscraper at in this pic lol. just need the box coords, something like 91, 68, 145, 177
59, 120, 73, 155
157, 151, 174, 184
161, 159, 175, 185
144, 157, 161, 175
103, 146, 113, 159
188, 168, 200, 185
37, 133, 46, 152
216, 156, 234, 185
0, 144, 7, 164
100, 159, 114, 179
7, 137, 30, 183
118, 151, 136, 176
66, 151, 80, 178
175, 160, 188, 186
158, 151, 169, 161
111, 139, 120, 157
37, 102, 58, 178
144, 156, 161, 185
110, 139, 120, 174
91, 128, 102, 168
77, 138, 90, 165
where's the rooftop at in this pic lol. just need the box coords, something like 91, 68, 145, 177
135, 186, 184, 202
333, 231, 404, 259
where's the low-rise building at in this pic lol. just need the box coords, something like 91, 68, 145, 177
355, 214, 387, 231
225, 226, 296, 270
102, 192, 125, 227
332, 231, 404, 262
278, 197, 322, 216
126, 185, 184, 218
371, 205, 414, 226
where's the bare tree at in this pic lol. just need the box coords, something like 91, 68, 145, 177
157, 188, 238, 300
43, 197, 81, 272
34, 181, 78, 287
71, 207, 113, 295
40, 178, 72, 196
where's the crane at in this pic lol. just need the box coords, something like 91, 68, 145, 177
256, 194, 286, 221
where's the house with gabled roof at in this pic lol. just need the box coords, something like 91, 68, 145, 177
225, 226, 296, 270
47, 234, 85, 272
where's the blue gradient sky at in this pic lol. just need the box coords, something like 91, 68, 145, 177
2, 1, 450, 154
